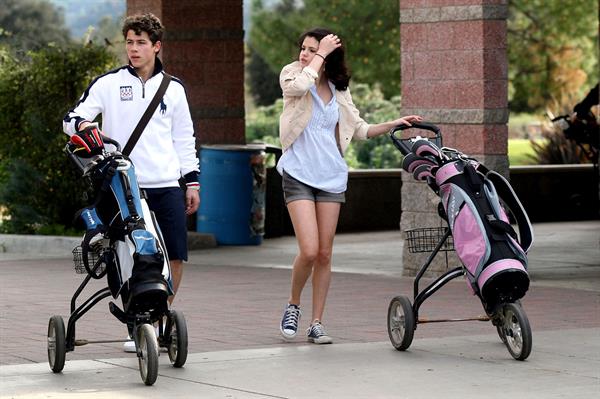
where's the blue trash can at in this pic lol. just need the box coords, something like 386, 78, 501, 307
197, 144, 266, 245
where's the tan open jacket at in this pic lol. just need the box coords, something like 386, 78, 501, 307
278, 61, 370, 155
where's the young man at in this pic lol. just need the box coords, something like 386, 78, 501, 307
63, 13, 200, 352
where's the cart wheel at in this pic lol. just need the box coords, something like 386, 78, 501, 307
496, 325, 507, 344
137, 323, 159, 385
387, 296, 415, 351
47, 315, 66, 373
500, 302, 532, 361
168, 310, 188, 368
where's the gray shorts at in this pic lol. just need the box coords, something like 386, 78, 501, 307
281, 171, 345, 204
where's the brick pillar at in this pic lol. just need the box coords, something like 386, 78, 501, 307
399, 1, 509, 276
127, 0, 245, 145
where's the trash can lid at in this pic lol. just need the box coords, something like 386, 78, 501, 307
200, 144, 266, 152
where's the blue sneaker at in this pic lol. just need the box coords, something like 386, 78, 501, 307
280, 304, 301, 340
307, 321, 333, 344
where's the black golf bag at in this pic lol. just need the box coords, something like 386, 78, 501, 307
67, 136, 172, 319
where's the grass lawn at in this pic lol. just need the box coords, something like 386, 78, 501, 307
508, 139, 542, 166
507, 112, 546, 166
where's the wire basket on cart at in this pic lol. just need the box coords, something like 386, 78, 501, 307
405, 227, 454, 253
72, 246, 106, 275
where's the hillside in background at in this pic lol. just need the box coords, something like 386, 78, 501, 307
50, 0, 257, 40
48, 0, 125, 38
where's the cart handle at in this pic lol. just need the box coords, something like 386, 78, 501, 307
389, 122, 442, 156
100, 134, 122, 152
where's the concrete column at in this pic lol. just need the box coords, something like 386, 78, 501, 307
399, 0, 509, 276
127, 0, 245, 145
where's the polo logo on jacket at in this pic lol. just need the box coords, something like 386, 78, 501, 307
160, 98, 167, 115
120, 86, 133, 101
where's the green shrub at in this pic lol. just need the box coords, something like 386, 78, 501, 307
0, 43, 117, 234
246, 98, 283, 143
349, 84, 404, 169
530, 126, 591, 164
528, 101, 596, 165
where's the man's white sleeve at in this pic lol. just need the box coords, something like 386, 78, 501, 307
62, 79, 105, 136
171, 87, 199, 176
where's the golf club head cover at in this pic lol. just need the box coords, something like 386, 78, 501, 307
71, 125, 104, 157
412, 163, 435, 181
402, 153, 438, 174
411, 139, 444, 163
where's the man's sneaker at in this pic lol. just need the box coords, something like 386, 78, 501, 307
280, 304, 301, 340
125, 328, 166, 353
123, 336, 136, 353
306, 321, 333, 344
155, 325, 168, 353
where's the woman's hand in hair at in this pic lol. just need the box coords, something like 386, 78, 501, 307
317, 34, 342, 58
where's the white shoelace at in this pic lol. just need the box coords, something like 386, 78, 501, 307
310, 322, 326, 337
283, 306, 300, 328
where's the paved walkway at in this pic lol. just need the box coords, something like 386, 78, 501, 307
0, 221, 599, 397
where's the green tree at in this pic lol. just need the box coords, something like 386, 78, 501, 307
0, 0, 71, 53
86, 14, 127, 63
508, 0, 599, 112
248, 0, 400, 99
247, 45, 282, 106
0, 43, 117, 233
247, 0, 301, 105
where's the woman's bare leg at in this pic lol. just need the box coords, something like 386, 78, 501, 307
311, 201, 341, 323
286, 199, 319, 305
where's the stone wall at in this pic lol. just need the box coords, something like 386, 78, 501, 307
127, 0, 245, 145
399, 0, 510, 276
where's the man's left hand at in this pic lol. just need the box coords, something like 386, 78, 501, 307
185, 188, 200, 215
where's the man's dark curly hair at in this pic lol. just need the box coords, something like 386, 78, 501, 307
122, 13, 164, 44
298, 27, 351, 91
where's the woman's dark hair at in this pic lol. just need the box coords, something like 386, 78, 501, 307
298, 27, 351, 91
122, 13, 164, 44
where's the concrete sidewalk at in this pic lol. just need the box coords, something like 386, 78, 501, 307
0, 221, 599, 398
184, 220, 600, 291
2, 329, 598, 398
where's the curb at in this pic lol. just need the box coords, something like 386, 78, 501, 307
0, 234, 80, 255
187, 231, 217, 250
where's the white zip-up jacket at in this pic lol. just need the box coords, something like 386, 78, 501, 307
63, 59, 199, 188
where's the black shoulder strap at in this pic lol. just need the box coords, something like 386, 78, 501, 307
122, 73, 172, 156
486, 170, 534, 253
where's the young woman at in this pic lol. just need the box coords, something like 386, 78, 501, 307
277, 28, 422, 344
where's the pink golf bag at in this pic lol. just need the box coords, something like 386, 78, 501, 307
401, 133, 534, 312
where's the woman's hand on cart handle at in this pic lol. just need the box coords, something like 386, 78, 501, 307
388, 120, 442, 156
396, 115, 423, 127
